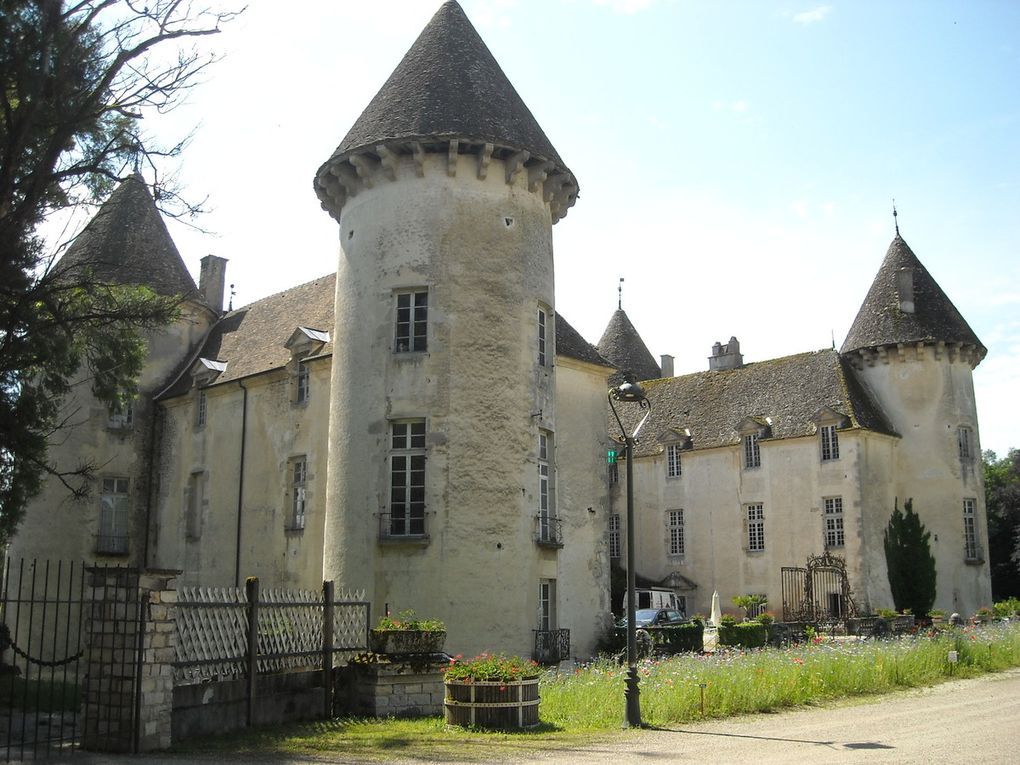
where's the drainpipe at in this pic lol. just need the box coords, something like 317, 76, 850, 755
234, 379, 248, 587
142, 400, 162, 569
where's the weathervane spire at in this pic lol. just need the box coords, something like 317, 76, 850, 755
618, 277, 625, 310
892, 199, 899, 236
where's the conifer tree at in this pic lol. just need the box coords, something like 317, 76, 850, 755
883, 498, 937, 615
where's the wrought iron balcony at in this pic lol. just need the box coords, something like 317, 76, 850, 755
95, 534, 129, 556
535, 514, 564, 548
378, 512, 429, 543
533, 628, 570, 664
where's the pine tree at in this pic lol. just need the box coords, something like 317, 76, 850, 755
883, 498, 937, 615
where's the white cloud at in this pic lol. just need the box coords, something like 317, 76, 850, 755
792, 5, 832, 25
712, 99, 750, 114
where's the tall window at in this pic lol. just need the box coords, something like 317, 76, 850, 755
666, 444, 682, 478
98, 477, 130, 554
389, 420, 426, 535
746, 503, 765, 552
296, 362, 310, 404
743, 433, 760, 468
958, 427, 973, 460
108, 399, 134, 428
538, 579, 556, 631
395, 290, 428, 352
196, 391, 207, 428
291, 457, 307, 530
823, 496, 845, 548
963, 498, 978, 560
538, 431, 556, 541
609, 514, 621, 559
538, 308, 549, 366
820, 424, 839, 461
667, 509, 685, 557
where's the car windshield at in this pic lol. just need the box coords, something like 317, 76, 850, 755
634, 609, 659, 626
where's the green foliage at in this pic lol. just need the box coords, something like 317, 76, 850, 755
443, 653, 540, 683
993, 597, 1020, 618
651, 623, 704, 653
719, 614, 738, 627
374, 609, 444, 631
731, 594, 767, 618
755, 612, 775, 626
0, 1, 237, 538
718, 622, 769, 649
984, 449, 1020, 599
883, 498, 937, 618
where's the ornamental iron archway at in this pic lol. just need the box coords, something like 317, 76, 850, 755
781, 552, 858, 626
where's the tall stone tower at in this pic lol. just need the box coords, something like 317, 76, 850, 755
314, 2, 578, 655
841, 234, 991, 614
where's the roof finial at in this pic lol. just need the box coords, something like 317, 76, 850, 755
618, 277, 625, 310
892, 199, 899, 236
228, 283, 236, 311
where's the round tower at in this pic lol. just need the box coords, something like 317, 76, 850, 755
314, 2, 577, 655
841, 234, 990, 615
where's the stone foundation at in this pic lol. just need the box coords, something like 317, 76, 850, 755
337, 655, 447, 718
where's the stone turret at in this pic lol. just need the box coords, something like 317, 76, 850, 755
317, 1, 578, 656
597, 308, 660, 385
841, 234, 990, 614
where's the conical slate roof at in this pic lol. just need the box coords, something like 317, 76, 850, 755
598, 309, 661, 383
55, 175, 201, 301
325, 1, 567, 171
841, 235, 985, 360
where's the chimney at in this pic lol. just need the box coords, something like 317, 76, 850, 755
896, 267, 915, 314
709, 336, 744, 371
660, 354, 674, 378
199, 255, 228, 313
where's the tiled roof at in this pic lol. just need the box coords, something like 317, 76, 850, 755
159, 273, 604, 397
841, 235, 985, 360
609, 349, 896, 457
54, 175, 202, 302
597, 309, 660, 384
158, 274, 337, 398
318, 1, 571, 180
556, 314, 613, 369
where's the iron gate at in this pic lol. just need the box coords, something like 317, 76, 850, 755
781, 552, 858, 626
0, 559, 141, 761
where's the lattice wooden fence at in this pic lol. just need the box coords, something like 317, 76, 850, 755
174, 580, 368, 685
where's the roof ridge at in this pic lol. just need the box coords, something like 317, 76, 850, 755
226, 272, 336, 315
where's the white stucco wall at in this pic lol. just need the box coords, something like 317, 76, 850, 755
323, 151, 567, 657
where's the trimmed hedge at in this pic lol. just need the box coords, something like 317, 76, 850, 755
718, 622, 768, 648
652, 623, 704, 653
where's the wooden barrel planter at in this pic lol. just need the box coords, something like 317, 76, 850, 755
444, 678, 540, 729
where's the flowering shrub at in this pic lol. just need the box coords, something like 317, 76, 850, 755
444, 653, 539, 683
374, 609, 444, 631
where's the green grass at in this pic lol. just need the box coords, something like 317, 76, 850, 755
175, 623, 1020, 760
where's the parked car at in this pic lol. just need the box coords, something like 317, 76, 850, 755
618, 607, 687, 628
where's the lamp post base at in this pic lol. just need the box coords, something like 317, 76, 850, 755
624, 665, 642, 727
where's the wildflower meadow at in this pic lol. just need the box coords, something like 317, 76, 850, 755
539, 622, 1020, 730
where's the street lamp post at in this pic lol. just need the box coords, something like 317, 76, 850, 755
608, 377, 652, 728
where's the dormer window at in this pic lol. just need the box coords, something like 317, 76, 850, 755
190, 357, 227, 388
285, 327, 328, 405
820, 425, 839, 461
296, 362, 310, 404
812, 407, 848, 463
735, 416, 770, 469
660, 429, 692, 479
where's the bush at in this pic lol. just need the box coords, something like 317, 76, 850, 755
718, 622, 768, 648
653, 623, 704, 653
994, 597, 1020, 619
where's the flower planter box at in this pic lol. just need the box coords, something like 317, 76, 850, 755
444, 678, 540, 730
369, 629, 446, 655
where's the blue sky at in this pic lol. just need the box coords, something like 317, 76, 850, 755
98, 0, 1018, 456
